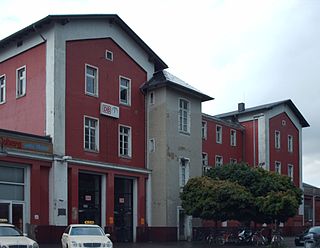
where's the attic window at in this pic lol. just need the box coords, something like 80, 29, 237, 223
105, 50, 113, 61
282, 120, 286, 126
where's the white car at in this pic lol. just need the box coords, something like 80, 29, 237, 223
61, 224, 113, 248
0, 223, 39, 248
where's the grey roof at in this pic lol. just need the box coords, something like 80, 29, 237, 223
141, 70, 214, 102
202, 113, 245, 130
215, 99, 310, 128
0, 14, 168, 71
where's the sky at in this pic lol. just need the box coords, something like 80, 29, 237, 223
0, 0, 319, 187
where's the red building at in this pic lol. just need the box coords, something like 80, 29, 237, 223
0, 14, 167, 242
204, 101, 310, 227
0, 14, 311, 243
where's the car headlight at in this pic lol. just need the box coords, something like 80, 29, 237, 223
32, 242, 39, 248
102, 241, 112, 248
71, 241, 82, 247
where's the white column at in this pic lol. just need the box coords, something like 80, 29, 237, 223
49, 160, 68, 225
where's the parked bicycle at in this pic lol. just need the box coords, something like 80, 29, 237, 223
251, 228, 268, 246
270, 230, 284, 247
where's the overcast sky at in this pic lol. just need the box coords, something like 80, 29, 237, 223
1, 0, 319, 187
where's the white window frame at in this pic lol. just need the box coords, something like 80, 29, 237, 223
202, 153, 209, 176
275, 130, 281, 149
119, 125, 132, 158
202, 121, 207, 140
288, 135, 293, 153
84, 116, 99, 152
105, 50, 113, 61
178, 98, 191, 134
215, 155, 223, 167
119, 76, 131, 106
85, 64, 99, 97
288, 164, 294, 181
179, 158, 190, 188
16, 66, 26, 98
216, 125, 222, 144
275, 161, 281, 174
0, 75, 6, 104
230, 129, 237, 146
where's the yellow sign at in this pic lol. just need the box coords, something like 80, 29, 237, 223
84, 220, 95, 224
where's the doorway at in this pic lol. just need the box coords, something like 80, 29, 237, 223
78, 173, 101, 225
114, 178, 133, 242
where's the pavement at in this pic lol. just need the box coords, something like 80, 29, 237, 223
40, 237, 297, 248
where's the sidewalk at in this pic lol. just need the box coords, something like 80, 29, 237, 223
40, 237, 296, 248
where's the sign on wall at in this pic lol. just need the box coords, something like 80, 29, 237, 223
100, 102, 119, 118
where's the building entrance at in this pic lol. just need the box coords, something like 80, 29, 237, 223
114, 178, 133, 242
78, 173, 101, 225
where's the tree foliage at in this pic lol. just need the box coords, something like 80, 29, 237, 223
180, 163, 303, 224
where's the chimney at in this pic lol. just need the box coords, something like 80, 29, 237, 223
238, 102, 245, 112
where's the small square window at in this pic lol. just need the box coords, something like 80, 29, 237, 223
105, 50, 113, 61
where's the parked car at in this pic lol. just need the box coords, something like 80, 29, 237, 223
295, 228, 310, 246
303, 226, 320, 248
0, 223, 39, 248
61, 224, 113, 248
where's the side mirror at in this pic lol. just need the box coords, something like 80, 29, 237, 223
23, 233, 28, 237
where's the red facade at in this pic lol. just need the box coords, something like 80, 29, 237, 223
0, 44, 46, 135
65, 38, 146, 167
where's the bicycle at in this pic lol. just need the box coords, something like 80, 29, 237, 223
270, 231, 284, 247
206, 232, 225, 246
251, 229, 268, 246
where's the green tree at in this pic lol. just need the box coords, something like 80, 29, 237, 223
180, 176, 253, 222
182, 163, 302, 225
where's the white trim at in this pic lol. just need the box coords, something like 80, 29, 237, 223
119, 76, 131, 106
85, 64, 99, 97
105, 50, 113, 61
83, 115, 99, 152
275, 161, 281, 174
202, 121, 207, 140
118, 124, 132, 158
0, 74, 6, 104
230, 129, 236, 146
275, 130, 281, 149
215, 155, 223, 167
178, 98, 191, 134
216, 125, 222, 144
16, 65, 26, 98
288, 134, 293, 153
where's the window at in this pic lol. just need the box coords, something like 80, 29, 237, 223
288, 135, 293, 153
85, 64, 98, 96
178, 99, 190, 134
119, 125, 132, 157
179, 158, 190, 188
16, 66, 26, 97
149, 138, 155, 153
149, 91, 155, 105
84, 116, 99, 151
275, 130, 281, 149
275, 161, 281, 174
202, 153, 210, 176
215, 155, 223, 167
0, 75, 5, 104
216, 125, 222, 144
230, 158, 237, 164
0, 165, 25, 201
119, 76, 131, 105
105, 50, 113, 61
202, 121, 207, 140
288, 164, 294, 181
230, 129, 236, 146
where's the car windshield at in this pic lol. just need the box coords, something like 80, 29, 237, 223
0, 226, 23, 236
70, 227, 104, 236
309, 227, 320, 234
